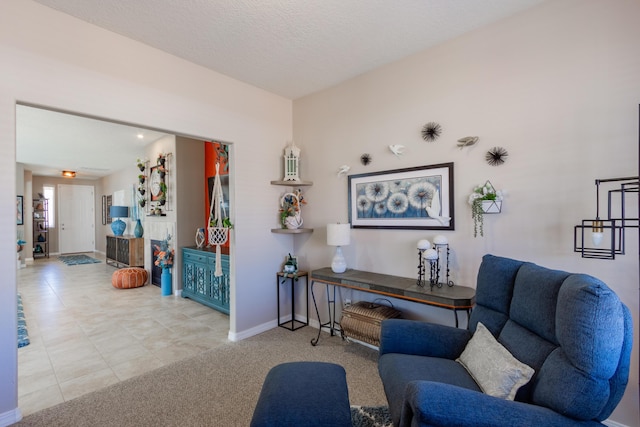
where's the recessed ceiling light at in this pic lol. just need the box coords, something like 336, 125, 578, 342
137, 133, 144, 139
62, 170, 76, 178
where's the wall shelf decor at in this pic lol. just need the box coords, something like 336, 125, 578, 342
271, 180, 313, 234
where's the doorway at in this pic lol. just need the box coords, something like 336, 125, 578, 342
58, 184, 95, 254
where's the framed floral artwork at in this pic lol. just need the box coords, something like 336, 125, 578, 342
348, 162, 454, 230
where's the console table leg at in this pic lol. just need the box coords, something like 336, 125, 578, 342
310, 281, 323, 346
310, 282, 340, 346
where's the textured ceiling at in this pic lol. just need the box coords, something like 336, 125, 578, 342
31, 0, 546, 99
20, 0, 546, 178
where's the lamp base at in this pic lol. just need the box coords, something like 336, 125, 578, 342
331, 246, 347, 273
111, 219, 126, 236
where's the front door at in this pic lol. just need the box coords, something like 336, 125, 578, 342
58, 184, 95, 254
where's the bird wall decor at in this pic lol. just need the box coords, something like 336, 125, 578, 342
337, 165, 351, 177
388, 144, 405, 158
457, 136, 479, 149
425, 190, 451, 226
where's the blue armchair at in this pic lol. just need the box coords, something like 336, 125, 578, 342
378, 254, 632, 427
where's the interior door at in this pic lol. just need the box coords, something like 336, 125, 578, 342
58, 184, 95, 254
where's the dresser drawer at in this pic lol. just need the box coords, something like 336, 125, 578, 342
183, 250, 208, 264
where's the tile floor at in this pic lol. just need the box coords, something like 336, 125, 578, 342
17, 252, 230, 417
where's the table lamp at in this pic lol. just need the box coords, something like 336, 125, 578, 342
110, 206, 129, 236
327, 223, 350, 273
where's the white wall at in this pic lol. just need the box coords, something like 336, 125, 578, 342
0, 0, 292, 423
293, 0, 639, 425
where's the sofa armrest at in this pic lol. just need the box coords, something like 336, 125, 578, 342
400, 381, 603, 427
379, 319, 471, 359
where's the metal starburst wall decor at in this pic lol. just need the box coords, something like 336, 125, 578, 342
486, 146, 508, 166
360, 153, 372, 166
421, 122, 442, 142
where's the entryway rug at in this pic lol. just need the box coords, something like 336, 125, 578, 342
58, 254, 101, 266
351, 405, 392, 427
18, 293, 30, 348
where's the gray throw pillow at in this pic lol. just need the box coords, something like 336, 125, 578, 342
457, 322, 534, 400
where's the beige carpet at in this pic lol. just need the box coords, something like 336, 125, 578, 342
16, 327, 387, 426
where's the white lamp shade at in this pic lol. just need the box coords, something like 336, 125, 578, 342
327, 223, 350, 246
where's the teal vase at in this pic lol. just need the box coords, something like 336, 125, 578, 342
161, 268, 172, 296
134, 219, 144, 238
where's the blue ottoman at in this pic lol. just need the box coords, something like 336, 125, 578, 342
250, 361, 352, 427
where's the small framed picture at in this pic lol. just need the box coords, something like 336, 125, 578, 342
17, 196, 24, 225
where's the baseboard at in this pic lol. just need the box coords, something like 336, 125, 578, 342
0, 407, 22, 427
603, 420, 628, 427
228, 320, 277, 341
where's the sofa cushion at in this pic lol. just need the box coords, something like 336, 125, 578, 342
510, 263, 569, 344
497, 319, 557, 401
470, 255, 524, 336
379, 353, 480, 426
457, 322, 534, 400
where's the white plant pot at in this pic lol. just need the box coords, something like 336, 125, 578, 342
481, 200, 502, 214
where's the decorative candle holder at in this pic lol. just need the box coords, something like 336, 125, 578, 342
423, 248, 439, 290
433, 235, 454, 287
416, 239, 431, 288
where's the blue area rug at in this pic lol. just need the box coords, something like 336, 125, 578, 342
18, 293, 30, 348
59, 254, 102, 266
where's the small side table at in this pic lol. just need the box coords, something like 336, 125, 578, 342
277, 271, 309, 331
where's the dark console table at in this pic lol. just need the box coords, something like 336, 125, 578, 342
310, 267, 476, 346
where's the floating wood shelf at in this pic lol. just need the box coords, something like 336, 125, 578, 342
271, 228, 313, 234
270, 180, 313, 186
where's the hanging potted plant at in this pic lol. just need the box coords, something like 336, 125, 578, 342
208, 162, 233, 276
468, 181, 503, 237
138, 174, 146, 184
136, 159, 146, 172
139, 198, 146, 208
157, 153, 166, 167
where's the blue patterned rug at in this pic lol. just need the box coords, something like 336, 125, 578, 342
18, 294, 30, 348
59, 254, 102, 266
351, 405, 392, 427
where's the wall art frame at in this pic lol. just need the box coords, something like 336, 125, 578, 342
17, 195, 23, 225
105, 195, 113, 223
348, 162, 454, 230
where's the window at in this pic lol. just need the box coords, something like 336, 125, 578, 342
43, 186, 55, 227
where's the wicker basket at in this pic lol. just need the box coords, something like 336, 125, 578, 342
340, 300, 401, 347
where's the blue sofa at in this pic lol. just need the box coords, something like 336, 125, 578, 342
378, 254, 632, 427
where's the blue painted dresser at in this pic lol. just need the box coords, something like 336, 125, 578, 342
181, 246, 230, 314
